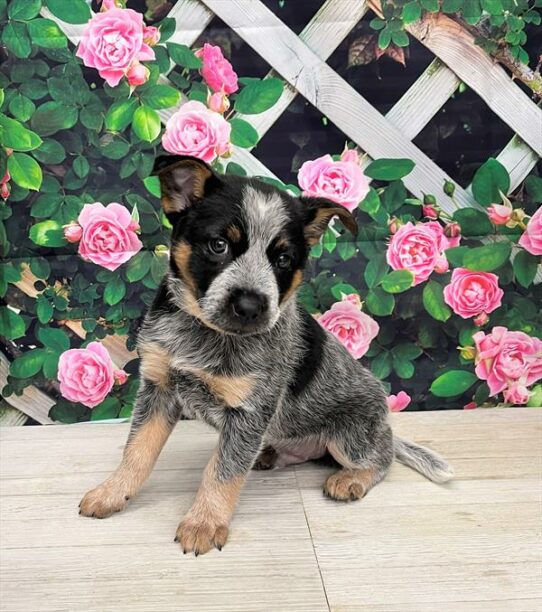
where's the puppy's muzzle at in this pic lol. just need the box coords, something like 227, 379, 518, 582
229, 289, 268, 324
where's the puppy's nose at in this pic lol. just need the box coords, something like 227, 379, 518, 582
230, 289, 268, 322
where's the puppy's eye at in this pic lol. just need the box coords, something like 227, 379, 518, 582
276, 253, 292, 269
208, 238, 229, 256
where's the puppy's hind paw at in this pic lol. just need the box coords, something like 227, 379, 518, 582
323, 471, 367, 502
252, 446, 277, 471
79, 483, 128, 519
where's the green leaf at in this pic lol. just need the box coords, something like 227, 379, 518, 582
513, 250, 539, 288
364, 254, 389, 288
141, 85, 181, 110
8, 152, 42, 190
453, 208, 493, 238
378, 28, 392, 50
29, 256, 51, 279
125, 251, 153, 282
423, 280, 452, 322
402, 1, 422, 23
330, 283, 359, 300
91, 397, 121, 421
31, 101, 78, 136
0, 306, 25, 340
167, 43, 202, 68
525, 176, 542, 203
392, 342, 423, 361
132, 105, 161, 142
371, 351, 393, 379
481, 0, 503, 14
36, 295, 53, 324
10, 349, 47, 378
104, 278, 126, 306
471, 158, 510, 207
101, 138, 130, 160
42, 350, 60, 379
365, 158, 415, 181
29, 220, 67, 247
0, 114, 42, 151
234, 78, 284, 114
391, 30, 409, 47
381, 270, 414, 293
442, 0, 463, 11
226, 162, 247, 176
420, 0, 439, 10
157, 17, 175, 42
8, 94, 35, 122
463, 0, 482, 23
30, 193, 62, 217
73, 155, 89, 179
28, 18, 67, 49
430, 370, 477, 397
45, 0, 91, 24
37, 326, 70, 352
8, 0, 41, 20
366, 287, 395, 316
445, 246, 468, 267
527, 385, 542, 408
2, 22, 31, 58
463, 242, 511, 272
143, 175, 161, 198
230, 117, 259, 148
393, 359, 415, 379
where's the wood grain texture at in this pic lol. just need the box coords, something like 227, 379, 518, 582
1, 409, 540, 611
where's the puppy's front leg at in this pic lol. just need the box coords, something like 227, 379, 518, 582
79, 381, 179, 518
176, 408, 268, 555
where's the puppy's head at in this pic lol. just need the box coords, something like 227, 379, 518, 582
153, 155, 357, 335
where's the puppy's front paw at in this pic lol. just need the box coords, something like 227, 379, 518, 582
175, 514, 229, 556
323, 471, 365, 502
79, 482, 129, 518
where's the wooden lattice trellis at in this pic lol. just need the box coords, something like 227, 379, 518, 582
6, 0, 542, 423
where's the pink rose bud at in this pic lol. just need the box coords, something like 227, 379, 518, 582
473, 312, 489, 327
388, 217, 400, 234
387, 391, 411, 412
127, 62, 150, 86
64, 223, 83, 243
114, 369, 128, 385
487, 203, 512, 226
340, 148, 360, 164
463, 402, 477, 410
444, 222, 461, 239
128, 220, 140, 232
207, 92, 230, 114
434, 254, 449, 274
195, 43, 238, 94
1, 182, 10, 200
341, 293, 362, 309
0, 169, 10, 184
143, 26, 160, 46
422, 204, 439, 220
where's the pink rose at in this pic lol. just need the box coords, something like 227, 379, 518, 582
64, 223, 83, 243
114, 369, 128, 385
162, 101, 231, 163
195, 43, 238, 94
443, 268, 503, 320
298, 151, 370, 213
519, 206, 542, 256
77, 202, 143, 271
143, 26, 160, 46
207, 92, 230, 114
473, 326, 542, 399
58, 342, 115, 408
387, 391, 411, 412
487, 203, 512, 226
318, 300, 379, 359
76, 8, 155, 87
386, 221, 458, 286
126, 62, 150, 86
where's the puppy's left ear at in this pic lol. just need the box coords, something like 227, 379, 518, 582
151, 154, 218, 217
301, 197, 358, 246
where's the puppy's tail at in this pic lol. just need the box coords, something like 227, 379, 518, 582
393, 436, 454, 483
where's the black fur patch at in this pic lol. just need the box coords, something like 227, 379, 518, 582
288, 307, 326, 397
149, 279, 177, 315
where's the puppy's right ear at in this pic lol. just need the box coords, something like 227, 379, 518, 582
151, 155, 217, 217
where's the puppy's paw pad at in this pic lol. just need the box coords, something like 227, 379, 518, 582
323, 472, 366, 502
175, 518, 229, 556
79, 484, 128, 519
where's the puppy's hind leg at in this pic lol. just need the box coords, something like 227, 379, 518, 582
323, 426, 394, 502
79, 381, 179, 518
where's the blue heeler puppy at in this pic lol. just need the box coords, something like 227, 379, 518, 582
79, 155, 453, 555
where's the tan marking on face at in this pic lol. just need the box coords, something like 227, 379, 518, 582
161, 195, 176, 215
180, 365, 255, 407
79, 413, 173, 518
226, 225, 242, 242
280, 269, 303, 304
180, 292, 228, 334
139, 342, 172, 389
175, 448, 245, 554
171, 241, 197, 293
275, 236, 289, 250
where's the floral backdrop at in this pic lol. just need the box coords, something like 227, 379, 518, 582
0, 0, 541, 424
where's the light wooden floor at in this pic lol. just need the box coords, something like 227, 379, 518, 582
1, 409, 541, 612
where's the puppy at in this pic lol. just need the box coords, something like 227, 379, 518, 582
79, 155, 453, 555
